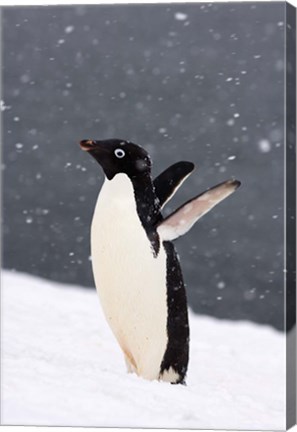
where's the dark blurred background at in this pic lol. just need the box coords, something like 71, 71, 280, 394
2, 3, 287, 330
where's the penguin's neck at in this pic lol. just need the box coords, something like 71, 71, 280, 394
132, 172, 161, 223
103, 172, 162, 256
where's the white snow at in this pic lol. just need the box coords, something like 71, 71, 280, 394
64, 25, 74, 34
0, 100, 11, 111
226, 118, 235, 126
1, 270, 285, 429
20, 74, 30, 84
174, 12, 188, 21
258, 139, 272, 153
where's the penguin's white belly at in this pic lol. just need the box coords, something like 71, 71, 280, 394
91, 174, 168, 380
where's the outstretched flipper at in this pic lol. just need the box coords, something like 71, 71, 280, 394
154, 161, 195, 209
157, 179, 241, 241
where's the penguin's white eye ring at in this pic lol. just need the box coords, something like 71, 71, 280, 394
114, 148, 126, 159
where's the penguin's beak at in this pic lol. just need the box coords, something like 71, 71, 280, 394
79, 140, 109, 156
80, 140, 96, 151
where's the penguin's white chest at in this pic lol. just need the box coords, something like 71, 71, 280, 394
91, 174, 168, 380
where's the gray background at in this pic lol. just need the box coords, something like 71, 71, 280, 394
2, 3, 286, 330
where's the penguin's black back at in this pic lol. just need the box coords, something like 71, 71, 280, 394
129, 167, 189, 384
160, 241, 189, 384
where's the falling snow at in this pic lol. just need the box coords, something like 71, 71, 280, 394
258, 139, 272, 153
1, 100, 11, 111
226, 118, 235, 126
2, 3, 287, 335
174, 12, 188, 21
65, 25, 74, 34
217, 281, 226, 289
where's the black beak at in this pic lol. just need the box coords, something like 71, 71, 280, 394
80, 139, 110, 154
80, 139, 96, 151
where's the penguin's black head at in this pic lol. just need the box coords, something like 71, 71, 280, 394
80, 138, 152, 180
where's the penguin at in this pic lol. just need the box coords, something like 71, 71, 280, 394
80, 138, 240, 384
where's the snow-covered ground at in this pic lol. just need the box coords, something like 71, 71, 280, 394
1, 270, 285, 430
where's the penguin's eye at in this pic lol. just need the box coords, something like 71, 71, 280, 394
114, 148, 125, 159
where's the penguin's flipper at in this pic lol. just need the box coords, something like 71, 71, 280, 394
157, 179, 241, 241
154, 162, 195, 209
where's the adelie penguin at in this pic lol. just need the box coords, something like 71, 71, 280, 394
80, 138, 240, 385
